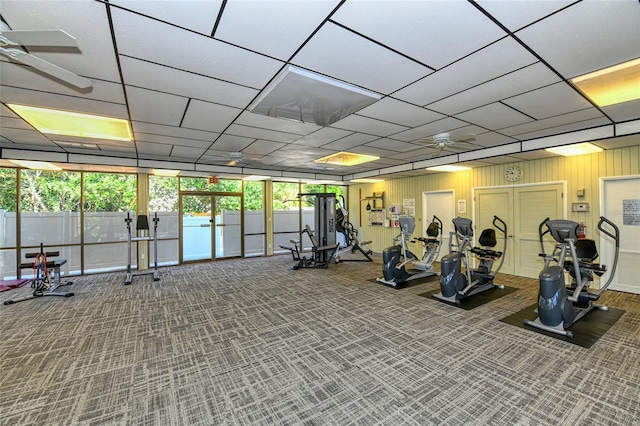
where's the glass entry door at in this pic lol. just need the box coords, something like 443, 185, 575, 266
214, 195, 242, 259
181, 194, 213, 262
180, 193, 243, 262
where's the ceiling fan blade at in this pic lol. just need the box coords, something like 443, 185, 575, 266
452, 134, 477, 143
403, 143, 434, 153
431, 146, 445, 158
0, 47, 91, 88
1, 30, 80, 47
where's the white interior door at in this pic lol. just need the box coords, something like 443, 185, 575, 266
514, 184, 564, 278
601, 176, 640, 294
423, 190, 455, 260
474, 188, 514, 274
475, 183, 564, 278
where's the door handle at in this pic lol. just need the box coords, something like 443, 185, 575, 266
200, 224, 211, 228
508, 234, 514, 238
216, 224, 226, 227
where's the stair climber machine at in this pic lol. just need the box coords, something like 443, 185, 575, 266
377, 215, 442, 288
524, 216, 620, 338
433, 215, 507, 304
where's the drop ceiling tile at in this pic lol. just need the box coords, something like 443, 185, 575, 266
225, 124, 301, 143
393, 37, 538, 106
513, 117, 612, 141
390, 117, 469, 142
292, 22, 431, 95
126, 86, 189, 126
472, 132, 519, 148
136, 141, 173, 156
234, 111, 319, 135
215, 1, 340, 60
499, 108, 606, 138
503, 82, 594, 120
516, 1, 640, 78
170, 145, 206, 159
331, 114, 408, 137
0, 115, 32, 130
111, 7, 283, 89
209, 135, 256, 152
320, 133, 379, 151
1, 86, 128, 119
332, 1, 506, 69
357, 98, 445, 127
457, 103, 532, 130
475, 0, 576, 32
110, 0, 222, 35
364, 138, 423, 153
131, 122, 216, 142
0, 62, 126, 104
0, 0, 121, 82
594, 134, 640, 150
135, 133, 213, 149
242, 140, 287, 156
181, 99, 241, 133
119, 56, 257, 109
292, 127, 353, 147
1, 128, 53, 145
429, 62, 560, 115
601, 100, 640, 122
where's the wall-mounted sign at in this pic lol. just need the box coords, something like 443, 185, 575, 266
623, 199, 640, 226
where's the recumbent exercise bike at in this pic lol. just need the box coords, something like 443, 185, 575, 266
432, 215, 507, 304
524, 216, 620, 338
377, 215, 442, 288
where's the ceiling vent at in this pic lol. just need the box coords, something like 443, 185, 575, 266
248, 65, 381, 126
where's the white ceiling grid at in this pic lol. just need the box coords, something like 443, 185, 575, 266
0, 0, 638, 180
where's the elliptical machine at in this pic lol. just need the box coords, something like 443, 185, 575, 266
524, 216, 620, 338
376, 215, 442, 288
433, 215, 507, 304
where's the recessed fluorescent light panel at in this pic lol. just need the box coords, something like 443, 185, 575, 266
545, 142, 603, 156
8, 104, 133, 141
426, 165, 471, 172
248, 65, 381, 126
10, 160, 61, 171
571, 57, 640, 107
350, 178, 384, 183
315, 152, 380, 166
153, 169, 180, 177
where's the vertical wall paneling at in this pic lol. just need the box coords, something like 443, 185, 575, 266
348, 145, 639, 280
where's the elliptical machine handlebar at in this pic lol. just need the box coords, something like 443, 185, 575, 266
490, 215, 508, 274
492, 215, 507, 236
537, 217, 551, 257
595, 216, 620, 295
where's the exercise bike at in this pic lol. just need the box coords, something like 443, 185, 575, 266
432, 215, 507, 304
524, 216, 620, 338
376, 215, 442, 288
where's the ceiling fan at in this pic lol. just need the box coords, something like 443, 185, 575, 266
405, 132, 478, 157
0, 19, 92, 89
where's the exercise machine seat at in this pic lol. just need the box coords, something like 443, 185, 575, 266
137, 214, 150, 231
470, 228, 502, 260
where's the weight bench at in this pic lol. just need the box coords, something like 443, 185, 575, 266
291, 226, 339, 270
279, 239, 301, 261
4, 244, 74, 305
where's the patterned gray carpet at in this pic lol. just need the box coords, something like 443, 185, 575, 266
1, 255, 639, 425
